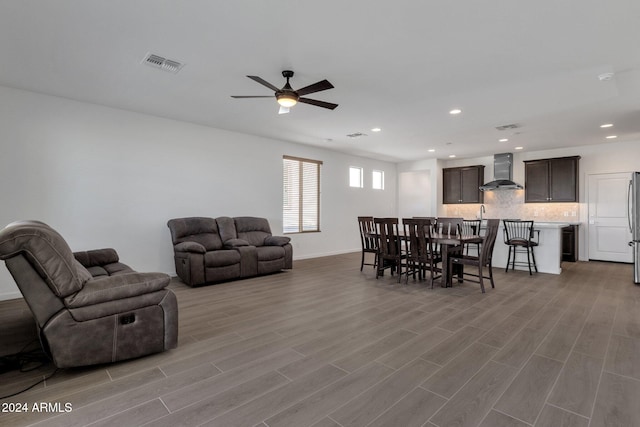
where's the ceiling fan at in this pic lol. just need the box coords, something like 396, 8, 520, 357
231, 70, 338, 114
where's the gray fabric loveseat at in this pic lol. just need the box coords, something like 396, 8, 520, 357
0, 220, 178, 368
167, 216, 292, 286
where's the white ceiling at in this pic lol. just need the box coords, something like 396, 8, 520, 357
1, 1, 639, 162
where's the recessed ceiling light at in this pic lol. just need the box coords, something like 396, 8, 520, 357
449, 154, 456, 158
600, 123, 613, 128
515, 146, 523, 150
371, 127, 381, 132
499, 138, 509, 142
449, 109, 462, 115
606, 135, 617, 139
428, 149, 436, 152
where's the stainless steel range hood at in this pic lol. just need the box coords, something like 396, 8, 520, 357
480, 153, 523, 191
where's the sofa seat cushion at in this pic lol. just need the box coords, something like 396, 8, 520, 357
87, 262, 135, 277
256, 246, 285, 262
64, 272, 170, 308
204, 250, 241, 267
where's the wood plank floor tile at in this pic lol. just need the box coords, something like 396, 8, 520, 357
605, 334, 640, 381
421, 325, 486, 366
547, 351, 603, 417
535, 319, 583, 362
430, 361, 517, 427
86, 399, 169, 427
202, 364, 346, 427
422, 341, 498, 398
494, 355, 564, 424
492, 327, 549, 368
161, 349, 301, 412
265, 362, 393, 427
535, 404, 589, 427
332, 329, 417, 373
329, 358, 439, 427
376, 327, 452, 370
479, 315, 531, 349
589, 372, 640, 427
478, 409, 530, 427
152, 371, 289, 427
367, 387, 446, 427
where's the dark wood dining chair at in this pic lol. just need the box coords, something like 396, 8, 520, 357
357, 216, 378, 271
373, 217, 406, 283
461, 219, 482, 255
403, 218, 442, 288
503, 219, 539, 274
434, 217, 464, 235
449, 218, 500, 293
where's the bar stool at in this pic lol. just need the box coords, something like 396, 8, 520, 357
503, 220, 539, 275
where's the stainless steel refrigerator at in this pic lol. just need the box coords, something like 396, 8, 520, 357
629, 172, 640, 284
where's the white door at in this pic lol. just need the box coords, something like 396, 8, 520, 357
588, 173, 633, 262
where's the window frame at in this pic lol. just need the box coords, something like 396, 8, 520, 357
349, 166, 364, 188
283, 155, 322, 234
372, 169, 385, 190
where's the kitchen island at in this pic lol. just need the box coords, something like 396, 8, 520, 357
489, 221, 573, 274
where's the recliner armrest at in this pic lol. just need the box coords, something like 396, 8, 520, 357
264, 236, 291, 246
174, 241, 206, 253
74, 248, 120, 268
224, 238, 250, 249
64, 272, 171, 308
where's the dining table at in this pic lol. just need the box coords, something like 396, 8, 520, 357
366, 228, 483, 287
426, 232, 484, 287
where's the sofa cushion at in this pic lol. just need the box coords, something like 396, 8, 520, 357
216, 216, 238, 243
264, 236, 291, 246
224, 238, 249, 248
235, 217, 272, 247
256, 246, 285, 262
167, 217, 223, 251
204, 250, 241, 267
64, 272, 170, 308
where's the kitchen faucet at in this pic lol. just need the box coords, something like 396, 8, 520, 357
479, 204, 486, 222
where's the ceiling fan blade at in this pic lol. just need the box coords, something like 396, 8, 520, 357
247, 75, 280, 92
299, 98, 339, 110
296, 79, 334, 96
231, 95, 274, 98
278, 106, 290, 115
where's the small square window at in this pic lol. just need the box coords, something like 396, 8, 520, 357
349, 167, 363, 188
372, 170, 385, 190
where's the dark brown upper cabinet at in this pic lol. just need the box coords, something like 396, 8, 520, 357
524, 156, 580, 203
443, 165, 485, 204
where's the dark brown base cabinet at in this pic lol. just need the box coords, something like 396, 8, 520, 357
443, 165, 485, 204
524, 156, 580, 203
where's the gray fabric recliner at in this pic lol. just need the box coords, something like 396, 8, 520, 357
0, 221, 178, 368
167, 216, 293, 287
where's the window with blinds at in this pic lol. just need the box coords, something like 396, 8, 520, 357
283, 156, 322, 233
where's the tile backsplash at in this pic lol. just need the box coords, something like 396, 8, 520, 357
443, 189, 580, 221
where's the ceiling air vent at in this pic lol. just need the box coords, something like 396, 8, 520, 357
495, 123, 520, 131
346, 132, 368, 138
142, 53, 184, 74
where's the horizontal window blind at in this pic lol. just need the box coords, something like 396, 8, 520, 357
283, 156, 322, 233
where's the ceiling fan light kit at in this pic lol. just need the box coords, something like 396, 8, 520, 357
232, 70, 338, 113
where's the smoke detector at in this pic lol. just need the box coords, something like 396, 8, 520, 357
142, 53, 184, 74
598, 72, 614, 82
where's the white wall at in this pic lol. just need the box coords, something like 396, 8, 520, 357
0, 86, 397, 300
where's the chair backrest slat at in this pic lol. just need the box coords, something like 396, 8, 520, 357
402, 218, 436, 262
479, 219, 500, 265
435, 217, 463, 235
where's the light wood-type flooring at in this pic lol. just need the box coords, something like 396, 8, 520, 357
1, 253, 639, 426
